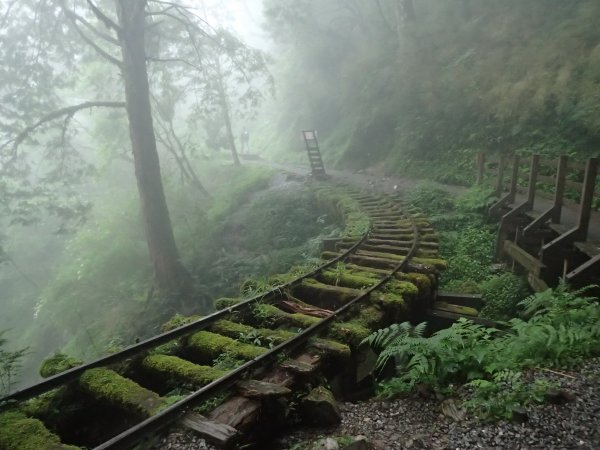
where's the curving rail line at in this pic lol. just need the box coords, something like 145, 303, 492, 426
0, 186, 444, 450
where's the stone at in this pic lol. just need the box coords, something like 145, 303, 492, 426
342, 435, 374, 450
310, 437, 340, 450
301, 386, 342, 426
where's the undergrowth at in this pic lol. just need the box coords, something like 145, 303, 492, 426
364, 284, 600, 420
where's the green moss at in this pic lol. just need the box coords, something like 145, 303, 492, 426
142, 354, 226, 387
39, 353, 82, 378
79, 368, 166, 417
354, 305, 385, 328
211, 320, 296, 344
320, 270, 379, 289
214, 297, 241, 310
21, 389, 64, 419
160, 314, 202, 333
0, 412, 80, 450
371, 292, 406, 310
397, 272, 431, 291
309, 338, 351, 359
329, 322, 371, 348
188, 331, 267, 361
412, 257, 447, 270
254, 304, 321, 328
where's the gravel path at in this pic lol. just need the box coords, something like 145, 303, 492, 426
154, 359, 599, 449
274, 359, 600, 450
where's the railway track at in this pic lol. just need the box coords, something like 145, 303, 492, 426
0, 184, 446, 450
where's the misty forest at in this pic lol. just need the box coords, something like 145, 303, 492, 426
1, 1, 600, 449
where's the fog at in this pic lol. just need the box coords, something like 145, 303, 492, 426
2, 0, 600, 392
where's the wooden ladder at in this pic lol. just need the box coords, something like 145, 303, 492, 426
302, 130, 327, 179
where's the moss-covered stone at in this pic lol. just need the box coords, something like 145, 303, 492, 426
39, 354, 82, 378
160, 314, 202, 333
214, 297, 241, 311
329, 322, 371, 348
187, 331, 267, 361
0, 412, 80, 450
79, 368, 165, 417
142, 354, 226, 387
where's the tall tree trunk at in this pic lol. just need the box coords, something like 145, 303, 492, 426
215, 58, 241, 166
115, 0, 191, 299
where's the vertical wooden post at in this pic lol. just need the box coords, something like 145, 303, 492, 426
526, 154, 540, 209
495, 155, 506, 196
476, 153, 485, 185
577, 158, 598, 240
508, 155, 519, 203
552, 155, 568, 223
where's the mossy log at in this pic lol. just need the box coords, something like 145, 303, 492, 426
0, 412, 80, 450
253, 304, 321, 328
79, 368, 166, 418
293, 279, 362, 309
323, 251, 441, 274
328, 321, 371, 348
142, 354, 226, 387
187, 331, 267, 362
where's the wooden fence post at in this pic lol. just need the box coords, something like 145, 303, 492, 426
526, 154, 540, 209
552, 155, 568, 223
508, 155, 519, 203
495, 155, 506, 196
577, 158, 598, 240
476, 153, 485, 185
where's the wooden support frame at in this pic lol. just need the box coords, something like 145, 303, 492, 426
542, 157, 598, 254
489, 155, 519, 216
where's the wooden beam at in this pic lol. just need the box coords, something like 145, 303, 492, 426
508, 155, 520, 203
476, 153, 485, 185
496, 154, 506, 196
526, 154, 540, 208
552, 155, 568, 223
577, 158, 598, 240
522, 206, 554, 236
527, 273, 549, 292
566, 253, 600, 282
503, 240, 545, 276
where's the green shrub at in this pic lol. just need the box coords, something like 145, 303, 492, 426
480, 273, 531, 320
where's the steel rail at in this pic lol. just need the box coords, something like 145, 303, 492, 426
0, 219, 371, 404
96, 197, 419, 450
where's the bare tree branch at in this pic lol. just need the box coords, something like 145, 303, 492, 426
2, 101, 126, 156
86, 0, 120, 32
147, 56, 204, 71
63, 7, 119, 46
66, 14, 123, 67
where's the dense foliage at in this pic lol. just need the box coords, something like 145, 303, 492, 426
365, 284, 600, 420
261, 0, 600, 182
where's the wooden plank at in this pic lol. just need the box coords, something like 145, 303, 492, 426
527, 155, 540, 210
432, 301, 478, 316
527, 273, 549, 292
577, 158, 598, 239
574, 241, 600, 258
437, 292, 484, 309
426, 309, 498, 328
237, 380, 292, 398
503, 240, 545, 276
566, 253, 600, 281
553, 155, 568, 223
523, 207, 554, 236
180, 413, 239, 447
